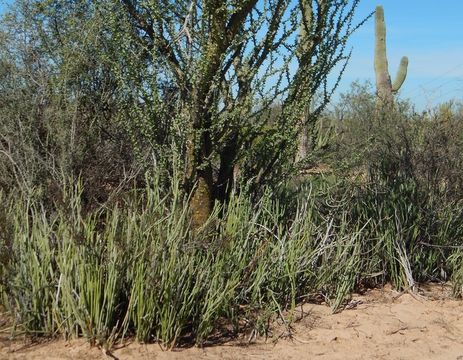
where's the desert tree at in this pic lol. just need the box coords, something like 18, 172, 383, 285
1, 0, 368, 227
103, 0, 368, 228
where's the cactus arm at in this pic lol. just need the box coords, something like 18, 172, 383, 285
392, 56, 408, 93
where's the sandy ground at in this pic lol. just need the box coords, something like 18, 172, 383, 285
2, 284, 463, 360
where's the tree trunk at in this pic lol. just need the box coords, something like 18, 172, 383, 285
185, 107, 215, 231
296, 125, 309, 163
214, 133, 239, 203
189, 168, 214, 231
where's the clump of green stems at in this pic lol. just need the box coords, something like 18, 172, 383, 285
1, 170, 463, 349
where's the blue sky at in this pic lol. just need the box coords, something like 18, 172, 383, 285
1, 1, 462, 110
339, 1, 463, 110
0, 1, 8, 12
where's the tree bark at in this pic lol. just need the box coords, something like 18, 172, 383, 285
214, 133, 239, 203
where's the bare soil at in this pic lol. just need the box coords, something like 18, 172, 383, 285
2, 284, 463, 360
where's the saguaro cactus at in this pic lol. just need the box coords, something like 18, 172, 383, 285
375, 5, 408, 107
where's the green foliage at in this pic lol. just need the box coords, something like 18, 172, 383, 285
327, 83, 463, 290
0, 1, 370, 229
2, 0, 463, 352
0, 0, 138, 206
3, 163, 463, 347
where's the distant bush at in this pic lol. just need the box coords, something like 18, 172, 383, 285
329, 83, 463, 199
324, 83, 463, 288
0, 1, 142, 209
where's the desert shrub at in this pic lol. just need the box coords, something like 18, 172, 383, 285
0, 174, 362, 346
3, 168, 463, 347
0, 1, 140, 209
332, 83, 463, 199
324, 83, 463, 289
